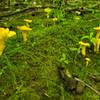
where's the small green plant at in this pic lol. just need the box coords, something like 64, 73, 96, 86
59, 53, 69, 65
80, 32, 96, 45
70, 32, 96, 56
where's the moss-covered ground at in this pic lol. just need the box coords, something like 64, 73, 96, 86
0, 1, 100, 100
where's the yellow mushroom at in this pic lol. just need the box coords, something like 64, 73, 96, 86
96, 38, 100, 52
17, 25, 32, 42
24, 19, 32, 23
44, 7, 52, 18
8, 31, 16, 38
52, 17, 58, 21
0, 28, 9, 39
94, 27, 100, 52
0, 28, 16, 55
74, 16, 80, 20
24, 19, 32, 27
79, 41, 90, 56
94, 26, 100, 39
85, 58, 91, 66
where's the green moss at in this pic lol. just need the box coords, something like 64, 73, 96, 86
0, 1, 100, 99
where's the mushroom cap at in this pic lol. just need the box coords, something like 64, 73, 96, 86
44, 7, 52, 13
0, 28, 9, 39
17, 26, 32, 31
52, 18, 58, 21
79, 41, 90, 47
0, 28, 16, 40
85, 58, 91, 61
8, 31, 16, 38
94, 26, 100, 30
24, 19, 32, 23
74, 16, 80, 20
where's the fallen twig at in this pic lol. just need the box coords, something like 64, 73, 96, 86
0, 5, 56, 18
75, 77, 100, 96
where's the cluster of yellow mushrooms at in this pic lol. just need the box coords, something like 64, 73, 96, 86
79, 27, 100, 65
0, 7, 99, 63
0, 7, 58, 56
0, 19, 32, 56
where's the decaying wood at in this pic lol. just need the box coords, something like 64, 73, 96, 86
0, 3, 99, 21
0, 5, 56, 19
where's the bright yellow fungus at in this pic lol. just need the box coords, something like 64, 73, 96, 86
44, 7, 52, 18
85, 58, 91, 66
0, 28, 9, 39
96, 38, 100, 52
94, 26, 100, 39
79, 41, 90, 46
74, 16, 80, 20
17, 25, 32, 42
94, 26, 100, 30
44, 7, 52, 13
24, 19, 32, 23
94, 26, 100, 52
0, 27, 16, 55
8, 31, 16, 38
17, 26, 32, 31
0, 41, 5, 56
52, 18, 58, 21
79, 41, 90, 56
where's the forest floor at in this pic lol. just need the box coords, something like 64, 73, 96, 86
0, 1, 100, 100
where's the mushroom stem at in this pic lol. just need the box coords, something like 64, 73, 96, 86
86, 60, 89, 66
94, 43, 96, 52
47, 14, 49, 18
96, 31, 100, 39
26, 23, 29, 27
96, 39, 100, 52
81, 46, 86, 56
79, 41, 90, 56
0, 40, 5, 56
94, 27, 100, 52
85, 58, 91, 66
22, 31, 28, 42
95, 31, 100, 52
